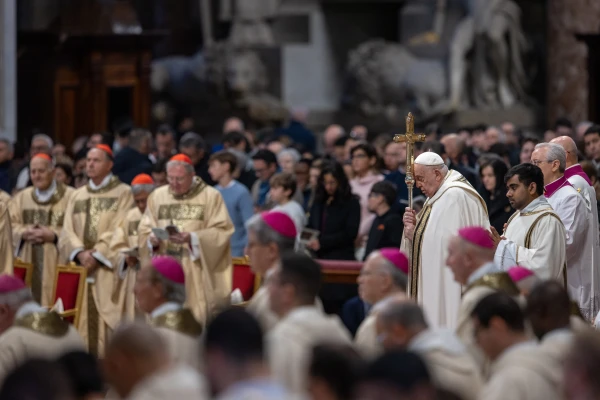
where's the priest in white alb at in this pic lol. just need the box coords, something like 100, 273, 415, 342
109, 173, 156, 322
138, 154, 234, 325
531, 143, 597, 320
9, 154, 74, 305
402, 152, 489, 328
492, 163, 566, 280
551, 137, 600, 319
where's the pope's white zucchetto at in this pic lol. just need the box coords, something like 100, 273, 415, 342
415, 152, 444, 166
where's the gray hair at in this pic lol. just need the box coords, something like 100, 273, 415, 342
535, 142, 566, 173
245, 214, 296, 252
0, 138, 13, 153
0, 288, 33, 311
488, 126, 506, 143
132, 184, 155, 195
32, 133, 54, 149
128, 128, 153, 151
277, 148, 301, 164
179, 132, 206, 151
166, 160, 195, 174
151, 269, 186, 304
369, 251, 407, 290
376, 298, 428, 330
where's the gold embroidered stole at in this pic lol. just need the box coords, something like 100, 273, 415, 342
151, 308, 203, 338
464, 272, 520, 297
13, 311, 69, 337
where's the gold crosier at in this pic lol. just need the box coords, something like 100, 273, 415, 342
393, 112, 426, 295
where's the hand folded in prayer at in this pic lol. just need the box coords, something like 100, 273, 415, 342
169, 232, 191, 245
307, 239, 320, 251
403, 208, 417, 239
488, 227, 505, 250
30, 226, 56, 244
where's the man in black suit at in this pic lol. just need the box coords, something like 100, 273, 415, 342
363, 181, 404, 260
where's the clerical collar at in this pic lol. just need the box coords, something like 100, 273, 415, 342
467, 262, 501, 285
519, 196, 550, 215
34, 180, 57, 203
15, 301, 46, 319
564, 164, 592, 185
408, 329, 466, 355
150, 301, 182, 319
544, 175, 571, 198
89, 173, 113, 191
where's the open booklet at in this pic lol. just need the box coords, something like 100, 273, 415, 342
152, 225, 180, 240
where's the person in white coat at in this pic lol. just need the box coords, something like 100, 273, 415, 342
267, 253, 352, 396
532, 143, 598, 321
402, 152, 490, 329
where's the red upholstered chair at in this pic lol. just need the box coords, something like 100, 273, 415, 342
13, 259, 33, 288
52, 263, 87, 326
232, 256, 260, 302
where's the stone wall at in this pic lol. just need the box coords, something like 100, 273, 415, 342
547, 0, 600, 126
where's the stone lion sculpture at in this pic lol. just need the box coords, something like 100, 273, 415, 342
346, 40, 447, 120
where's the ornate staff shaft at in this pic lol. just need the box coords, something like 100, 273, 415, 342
393, 113, 426, 295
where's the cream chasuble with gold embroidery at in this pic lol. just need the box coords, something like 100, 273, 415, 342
9, 183, 74, 305
0, 303, 84, 383
0, 191, 13, 273
138, 177, 234, 325
401, 170, 490, 329
58, 176, 134, 356
109, 206, 144, 322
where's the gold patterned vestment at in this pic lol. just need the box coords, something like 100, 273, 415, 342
0, 191, 13, 273
9, 183, 74, 305
108, 206, 144, 322
150, 307, 203, 370
0, 308, 84, 383
58, 176, 134, 356
138, 177, 234, 325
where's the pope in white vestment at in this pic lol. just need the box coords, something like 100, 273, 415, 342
402, 152, 489, 329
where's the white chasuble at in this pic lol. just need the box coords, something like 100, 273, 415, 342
138, 178, 234, 325
58, 176, 134, 356
9, 183, 74, 306
545, 176, 598, 321
495, 196, 566, 280
402, 170, 489, 329
267, 306, 352, 395
482, 341, 561, 400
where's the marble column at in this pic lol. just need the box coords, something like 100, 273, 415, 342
0, 0, 16, 143
547, 0, 600, 126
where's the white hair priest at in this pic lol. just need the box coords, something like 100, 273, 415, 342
402, 152, 489, 329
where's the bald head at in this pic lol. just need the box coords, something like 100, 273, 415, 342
525, 280, 571, 340
551, 136, 578, 166
107, 322, 167, 360
324, 125, 344, 148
